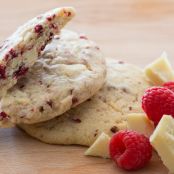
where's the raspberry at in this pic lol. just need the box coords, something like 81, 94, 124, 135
109, 130, 152, 171
142, 87, 174, 125
163, 81, 174, 93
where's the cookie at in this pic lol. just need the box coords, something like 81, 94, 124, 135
19, 58, 151, 146
0, 30, 106, 126
0, 7, 75, 97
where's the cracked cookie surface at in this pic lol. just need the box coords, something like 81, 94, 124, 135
0, 30, 106, 126
19, 58, 151, 146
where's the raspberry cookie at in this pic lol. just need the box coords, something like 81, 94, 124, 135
0, 7, 75, 97
0, 30, 106, 127
19, 59, 151, 146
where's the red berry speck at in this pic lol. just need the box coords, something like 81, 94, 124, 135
40, 44, 46, 51
109, 130, 152, 171
142, 87, 174, 126
0, 65, 6, 79
14, 66, 28, 78
79, 36, 88, 40
34, 25, 43, 34
9, 48, 17, 58
47, 14, 56, 21
46, 100, 53, 108
4, 54, 9, 61
47, 17, 52, 21
72, 118, 81, 123
0, 112, 9, 120
49, 23, 58, 30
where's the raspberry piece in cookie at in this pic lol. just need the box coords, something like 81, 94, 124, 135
0, 7, 75, 97
0, 112, 9, 121
109, 130, 152, 171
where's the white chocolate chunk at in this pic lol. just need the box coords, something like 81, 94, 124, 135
144, 52, 174, 85
127, 113, 154, 137
150, 115, 174, 174
85, 132, 110, 158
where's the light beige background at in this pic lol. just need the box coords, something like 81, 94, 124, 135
0, 0, 172, 173
0, 0, 174, 65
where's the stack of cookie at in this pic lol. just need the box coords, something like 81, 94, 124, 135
0, 7, 151, 147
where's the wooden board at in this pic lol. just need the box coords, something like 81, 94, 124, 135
0, 0, 172, 173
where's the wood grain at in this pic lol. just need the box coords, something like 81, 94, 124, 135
0, 0, 172, 173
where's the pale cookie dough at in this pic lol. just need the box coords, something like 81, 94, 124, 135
0, 7, 75, 97
19, 58, 151, 146
1, 30, 106, 124
0, 30, 106, 127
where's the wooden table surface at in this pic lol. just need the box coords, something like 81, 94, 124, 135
0, 0, 173, 173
